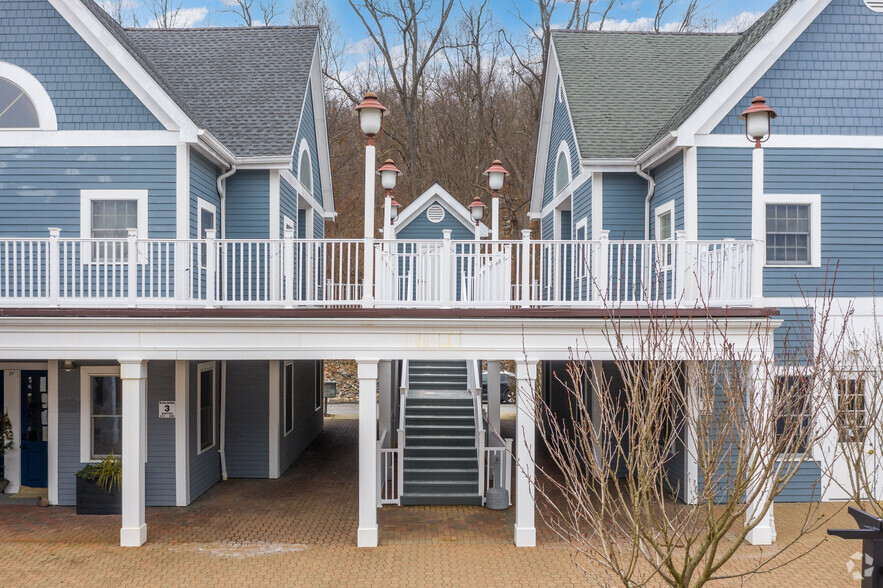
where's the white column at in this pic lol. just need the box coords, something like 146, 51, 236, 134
487, 360, 501, 445
492, 195, 500, 241
514, 360, 537, 547
174, 360, 190, 506
590, 361, 603, 467
174, 143, 190, 301
357, 359, 379, 547
120, 360, 147, 547
3, 370, 21, 494
47, 361, 59, 505
684, 361, 699, 505
745, 359, 774, 545
362, 145, 376, 307
383, 194, 393, 241
268, 361, 280, 479
378, 360, 392, 443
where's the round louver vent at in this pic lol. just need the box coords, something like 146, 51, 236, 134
426, 204, 445, 223
865, 0, 883, 11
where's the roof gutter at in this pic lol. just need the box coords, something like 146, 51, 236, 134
216, 165, 237, 239
635, 165, 656, 240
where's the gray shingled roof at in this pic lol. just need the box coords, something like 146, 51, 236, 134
651, 0, 799, 147
80, 0, 317, 158
127, 27, 318, 158
552, 30, 737, 160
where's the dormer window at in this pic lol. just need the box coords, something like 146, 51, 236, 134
0, 79, 39, 129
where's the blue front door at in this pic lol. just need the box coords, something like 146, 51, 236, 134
20, 370, 48, 488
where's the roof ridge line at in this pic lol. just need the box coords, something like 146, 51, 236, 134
551, 28, 740, 37
125, 25, 320, 32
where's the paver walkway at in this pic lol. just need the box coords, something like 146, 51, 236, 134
0, 418, 867, 586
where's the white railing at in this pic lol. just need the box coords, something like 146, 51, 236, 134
377, 430, 401, 506
0, 228, 756, 309
472, 389, 486, 502
483, 438, 513, 503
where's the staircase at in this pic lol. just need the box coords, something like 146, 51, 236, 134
401, 361, 483, 506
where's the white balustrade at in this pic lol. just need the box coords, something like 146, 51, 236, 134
483, 438, 513, 503
0, 230, 755, 309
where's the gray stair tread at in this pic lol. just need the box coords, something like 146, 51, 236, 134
407, 389, 472, 399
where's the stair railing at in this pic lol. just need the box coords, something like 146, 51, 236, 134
470, 361, 486, 503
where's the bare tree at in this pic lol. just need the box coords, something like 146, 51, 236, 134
225, 0, 286, 26
99, 0, 140, 27
346, 0, 456, 198
529, 278, 850, 586
291, 0, 347, 92
144, 0, 185, 28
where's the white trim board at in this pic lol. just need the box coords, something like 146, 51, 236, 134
269, 170, 281, 240
540, 172, 589, 219
0, 130, 180, 147
654, 200, 676, 241
281, 169, 324, 216
268, 360, 280, 478
591, 172, 603, 240
761, 193, 822, 268
196, 361, 217, 456
174, 360, 190, 506
695, 134, 883, 149
79, 365, 122, 463
393, 183, 490, 237
683, 147, 698, 241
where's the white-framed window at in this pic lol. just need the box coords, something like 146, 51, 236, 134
298, 140, 312, 194
197, 362, 216, 454
655, 200, 676, 268
553, 202, 571, 241
197, 198, 217, 268
557, 79, 565, 103
80, 190, 148, 263
314, 361, 323, 412
774, 374, 812, 455
0, 78, 39, 129
284, 361, 294, 435
79, 366, 122, 463
283, 215, 295, 235
837, 376, 868, 443
763, 194, 821, 268
554, 141, 571, 196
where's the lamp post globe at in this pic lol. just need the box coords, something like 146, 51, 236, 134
390, 198, 401, 222
483, 159, 509, 192
376, 159, 402, 191
355, 92, 387, 140
738, 96, 777, 148
469, 195, 486, 222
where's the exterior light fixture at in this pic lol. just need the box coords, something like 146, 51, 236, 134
376, 159, 402, 191
390, 198, 401, 222
483, 159, 509, 240
377, 159, 403, 241
355, 92, 387, 144
62, 360, 75, 372
468, 195, 486, 222
738, 96, 777, 149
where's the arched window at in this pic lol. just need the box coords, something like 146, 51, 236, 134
0, 79, 39, 129
555, 145, 571, 196
299, 145, 312, 193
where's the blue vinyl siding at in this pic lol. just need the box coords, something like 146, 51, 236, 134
225, 170, 270, 239
294, 81, 323, 208
0, 1, 162, 130
541, 211, 554, 241
543, 79, 580, 208
602, 173, 646, 241
571, 177, 592, 238
297, 209, 306, 239
189, 361, 221, 502
57, 361, 176, 507
280, 361, 324, 474
396, 201, 474, 240
714, 0, 883, 136
698, 147, 883, 296
190, 149, 220, 238
775, 460, 822, 502
313, 205, 324, 239
0, 147, 176, 238
696, 147, 752, 240
774, 306, 815, 364
650, 153, 684, 239
280, 176, 299, 236
224, 361, 269, 478
560, 210, 571, 240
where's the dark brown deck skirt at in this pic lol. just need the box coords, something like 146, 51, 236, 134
0, 307, 779, 319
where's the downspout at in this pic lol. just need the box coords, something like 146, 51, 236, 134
636, 165, 656, 240
219, 360, 228, 480
216, 165, 237, 238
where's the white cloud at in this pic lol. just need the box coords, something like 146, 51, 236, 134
712, 11, 763, 33
144, 6, 209, 28
97, 0, 139, 10
346, 37, 375, 56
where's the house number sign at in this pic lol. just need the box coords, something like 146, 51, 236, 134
158, 401, 176, 418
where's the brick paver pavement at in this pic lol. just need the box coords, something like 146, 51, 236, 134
0, 417, 866, 586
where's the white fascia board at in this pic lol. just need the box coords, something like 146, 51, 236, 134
310, 43, 335, 215
529, 40, 562, 216
695, 134, 883, 149
677, 0, 832, 141
393, 183, 489, 237
280, 169, 323, 214
49, 0, 200, 140
540, 171, 590, 219
635, 133, 679, 169
235, 156, 293, 169
196, 130, 236, 167
579, 158, 637, 173
0, 315, 778, 362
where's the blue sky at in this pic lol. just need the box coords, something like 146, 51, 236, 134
117, 0, 778, 49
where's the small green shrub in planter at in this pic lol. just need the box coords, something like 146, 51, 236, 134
0, 411, 13, 493
76, 453, 122, 515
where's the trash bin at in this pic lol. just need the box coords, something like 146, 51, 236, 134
486, 486, 509, 510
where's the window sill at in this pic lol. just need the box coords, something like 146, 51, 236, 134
764, 264, 819, 269
196, 442, 216, 456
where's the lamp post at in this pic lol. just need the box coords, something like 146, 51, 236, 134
483, 159, 509, 241
738, 96, 777, 149
354, 92, 388, 306
468, 195, 486, 241
377, 159, 402, 241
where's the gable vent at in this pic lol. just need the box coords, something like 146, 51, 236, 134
865, 0, 883, 12
427, 204, 445, 223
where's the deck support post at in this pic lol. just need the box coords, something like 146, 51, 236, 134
514, 359, 537, 547
119, 360, 147, 547
745, 358, 775, 545
358, 359, 379, 547
487, 360, 501, 446
378, 360, 392, 443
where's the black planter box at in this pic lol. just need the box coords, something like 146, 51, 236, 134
76, 477, 121, 515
